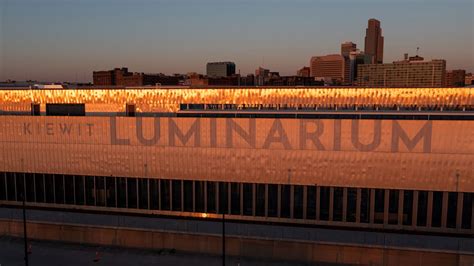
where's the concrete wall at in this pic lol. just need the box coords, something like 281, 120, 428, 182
1, 219, 473, 266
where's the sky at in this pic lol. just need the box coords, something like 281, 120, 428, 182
0, 0, 473, 82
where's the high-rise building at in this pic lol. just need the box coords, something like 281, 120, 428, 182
357, 58, 446, 87
445, 70, 466, 87
206, 62, 236, 77
364, 19, 384, 64
297, 67, 311, 77
348, 50, 372, 84
310, 54, 350, 85
341, 42, 357, 57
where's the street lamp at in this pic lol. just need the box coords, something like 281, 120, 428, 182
222, 212, 225, 266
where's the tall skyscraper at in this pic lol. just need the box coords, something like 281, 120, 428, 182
364, 18, 384, 64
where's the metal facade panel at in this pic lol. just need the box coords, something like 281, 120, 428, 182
0, 116, 472, 192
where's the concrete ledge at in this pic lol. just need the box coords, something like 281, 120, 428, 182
1, 219, 474, 266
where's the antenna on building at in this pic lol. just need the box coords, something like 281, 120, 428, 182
416, 47, 420, 56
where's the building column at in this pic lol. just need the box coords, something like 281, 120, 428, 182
265, 184, 269, 217
329, 187, 334, 221
356, 188, 361, 223
413, 191, 419, 227
369, 189, 375, 224
216, 182, 220, 214
441, 191, 448, 228
343, 188, 348, 222
456, 193, 463, 229
398, 190, 404, 227
290, 185, 294, 219
240, 183, 243, 215
158, 179, 161, 210
169, 180, 173, 210
427, 191, 433, 227
192, 181, 196, 212
114, 177, 118, 208
135, 179, 139, 208
384, 190, 389, 225
316, 186, 321, 220
147, 179, 151, 210
228, 183, 231, 214
204, 181, 207, 213
303, 186, 308, 220
252, 183, 256, 216
277, 185, 281, 218
181, 180, 184, 211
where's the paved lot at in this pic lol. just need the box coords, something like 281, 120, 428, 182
0, 236, 316, 266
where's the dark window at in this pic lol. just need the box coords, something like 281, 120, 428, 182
31, 103, 40, 116
172, 180, 182, 211
319, 187, 330, 221
96, 176, 105, 207
417, 191, 428, 227
346, 188, 357, 222
127, 178, 137, 209
126, 104, 136, 117
218, 182, 229, 214
374, 189, 385, 224
230, 183, 241, 215
183, 181, 193, 212
54, 174, 64, 204
117, 177, 127, 208
46, 103, 85, 116
255, 184, 265, 217
333, 187, 343, 221
64, 175, 75, 204
74, 175, 84, 205
160, 180, 170, 210
25, 173, 35, 202
45, 174, 55, 203
268, 184, 278, 217
106, 177, 116, 207
306, 186, 316, 220
6, 172, 16, 201
35, 174, 45, 203
16, 173, 25, 202
388, 190, 399, 225
281, 185, 291, 218
293, 185, 304, 219
462, 193, 473, 229
403, 190, 414, 226
432, 192, 443, 227
149, 179, 159, 210
207, 181, 216, 213
195, 181, 205, 213
0, 173, 6, 201
138, 179, 148, 210
447, 192, 457, 228
243, 183, 253, 216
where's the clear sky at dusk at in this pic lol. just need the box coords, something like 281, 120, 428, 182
0, 0, 473, 82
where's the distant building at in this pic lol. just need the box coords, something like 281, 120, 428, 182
348, 50, 372, 84
297, 67, 311, 77
364, 19, 384, 64
310, 54, 350, 85
93, 67, 179, 86
341, 42, 357, 57
357, 58, 446, 87
465, 73, 474, 86
206, 62, 236, 77
255, 67, 270, 86
445, 70, 466, 87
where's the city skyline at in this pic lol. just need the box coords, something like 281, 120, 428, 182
1, 0, 473, 82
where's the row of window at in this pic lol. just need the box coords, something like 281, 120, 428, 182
180, 103, 471, 112
0, 172, 472, 231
